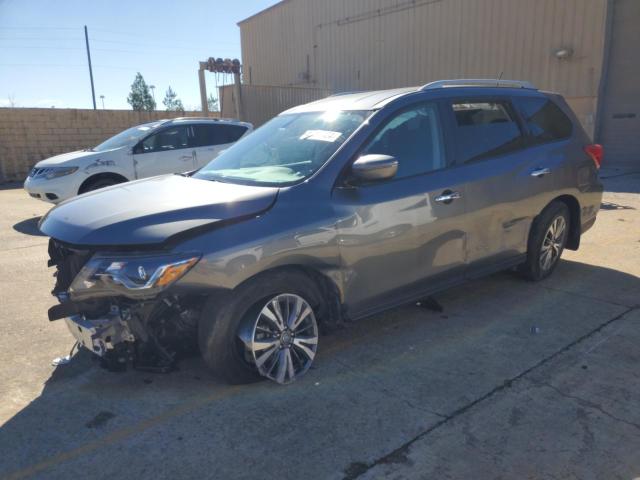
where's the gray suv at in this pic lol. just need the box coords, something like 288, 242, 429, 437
41, 79, 604, 385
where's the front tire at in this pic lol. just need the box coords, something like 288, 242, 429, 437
79, 177, 123, 194
521, 201, 570, 281
198, 270, 322, 385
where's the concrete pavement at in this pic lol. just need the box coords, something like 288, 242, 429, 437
0, 171, 638, 479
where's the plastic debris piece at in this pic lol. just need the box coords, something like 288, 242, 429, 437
52, 355, 72, 366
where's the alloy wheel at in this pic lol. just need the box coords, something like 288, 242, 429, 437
539, 215, 566, 271
239, 293, 318, 384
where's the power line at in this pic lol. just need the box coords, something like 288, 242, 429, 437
0, 45, 189, 54
0, 63, 86, 67
0, 35, 83, 40
0, 63, 184, 70
0, 45, 83, 50
91, 38, 240, 48
0, 45, 239, 57
0, 42, 239, 52
0, 26, 79, 30
88, 27, 149, 37
0, 32, 240, 50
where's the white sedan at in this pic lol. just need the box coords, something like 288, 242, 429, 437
24, 117, 252, 203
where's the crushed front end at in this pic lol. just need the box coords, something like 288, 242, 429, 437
47, 239, 203, 372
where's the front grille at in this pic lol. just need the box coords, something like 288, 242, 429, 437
48, 239, 92, 296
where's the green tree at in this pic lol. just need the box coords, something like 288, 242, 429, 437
126, 72, 156, 111
207, 93, 219, 112
163, 86, 184, 112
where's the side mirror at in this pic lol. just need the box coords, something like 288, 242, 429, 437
350, 154, 398, 183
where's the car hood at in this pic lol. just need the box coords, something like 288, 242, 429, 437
35, 149, 108, 167
39, 174, 278, 246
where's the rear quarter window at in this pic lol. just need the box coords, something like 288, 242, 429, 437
449, 101, 525, 163
191, 124, 248, 147
219, 125, 248, 143
514, 97, 573, 145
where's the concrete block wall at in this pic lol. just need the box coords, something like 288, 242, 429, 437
0, 108, 220, 183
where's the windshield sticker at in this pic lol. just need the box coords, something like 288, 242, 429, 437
299, 130, 342, 143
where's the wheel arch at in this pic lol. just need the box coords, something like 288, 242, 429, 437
78, 172, 129, 194
544, 194, 581, 250
233, 264, 344, 330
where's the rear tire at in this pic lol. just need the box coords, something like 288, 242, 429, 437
198, 270, 323, 385
520, 201, 570, 281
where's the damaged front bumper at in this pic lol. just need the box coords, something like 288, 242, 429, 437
57, 296, 202, 372
47, 238, 205, 372
64, 308, 134, 358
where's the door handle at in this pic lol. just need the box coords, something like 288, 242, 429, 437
179, 155, 192, 161
434, 190, 462, 204
530, 167, 551, 177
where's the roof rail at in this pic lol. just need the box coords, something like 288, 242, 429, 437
419, 79, 536, 91
168, 116, 220, 122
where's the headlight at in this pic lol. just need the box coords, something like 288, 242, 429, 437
44, 166, 79, 179
69, 253, 201, 300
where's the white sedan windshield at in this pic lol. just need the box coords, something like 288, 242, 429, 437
93, 122, 164, 152
194, 110, 369, 186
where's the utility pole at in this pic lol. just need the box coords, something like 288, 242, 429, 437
84, 25, 96, 110
233, 71, 244, 121
198, 63, 208, 115
100, 95, 105, 109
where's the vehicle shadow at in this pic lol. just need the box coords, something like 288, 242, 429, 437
1, 259, 638, 479
600, 201, 636, 211
12, 216, 45, 237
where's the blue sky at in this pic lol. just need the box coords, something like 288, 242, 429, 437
0, 0, 279, 110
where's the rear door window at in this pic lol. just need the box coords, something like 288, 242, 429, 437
449, 100, 524, 163
514, 97, 573, 144
191, 124, 248, 147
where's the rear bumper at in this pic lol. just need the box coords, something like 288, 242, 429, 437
578, 180, 604, 236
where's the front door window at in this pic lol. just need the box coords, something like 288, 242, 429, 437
363, 103, 445, 178
140, 126, 190, 153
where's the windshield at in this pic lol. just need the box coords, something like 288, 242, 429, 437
93, 122, 164, 152
194, 110, 369, 186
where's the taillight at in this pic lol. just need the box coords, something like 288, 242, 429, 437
584, 144, 603, 169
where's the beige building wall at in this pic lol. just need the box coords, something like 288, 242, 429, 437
240, 0, 608, 135
0, 108, 219, 183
